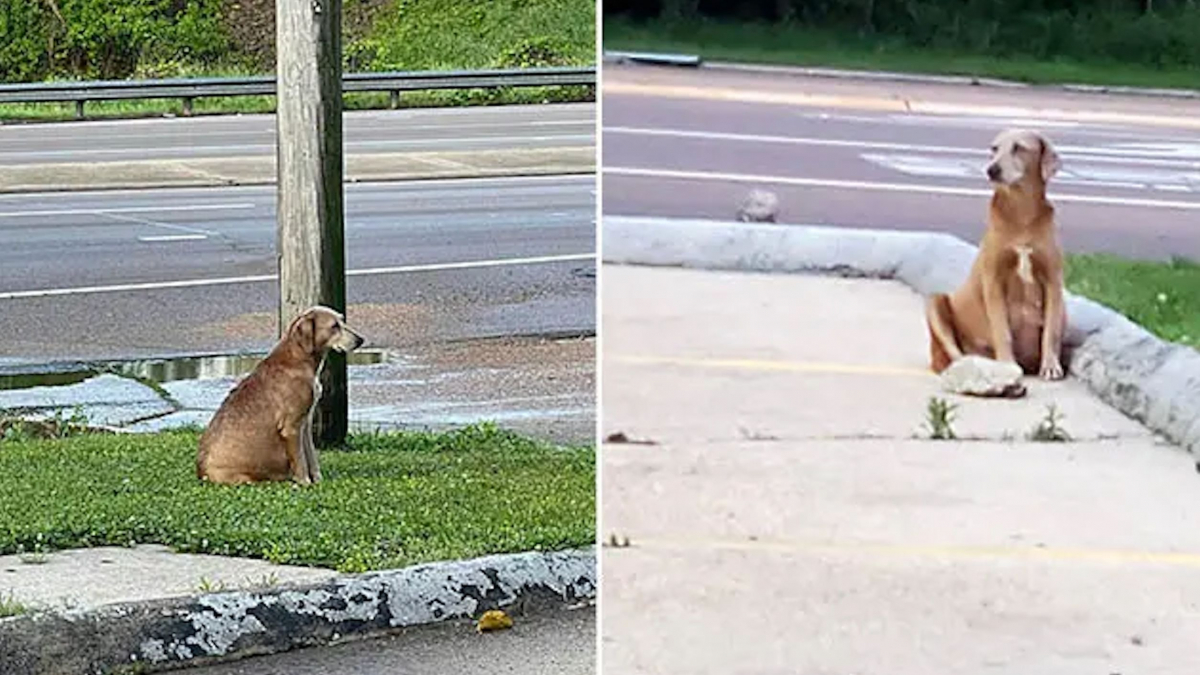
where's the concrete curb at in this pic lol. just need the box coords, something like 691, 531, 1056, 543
604, 50, 1200, 100
0, 547, 595, 675
602, 216, 1200, 456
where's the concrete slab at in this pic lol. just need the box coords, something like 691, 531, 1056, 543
601, 264, 1200, 675
604, 266, 1151, 443
0, 147, 594, 193
0, 545, 335, 612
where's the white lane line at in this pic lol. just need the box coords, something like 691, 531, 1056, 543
100, 211, 222, 238
0, 253, 595, 300
0, 203, 255, 218
605, 126, 1200, 169
605, 166, 1200, 211
137, 234, 208, 242
0, 173, 594, 202
0, 135, 595, 162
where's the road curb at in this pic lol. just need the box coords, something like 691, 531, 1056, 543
0, 547, 595, 675
604, 50, 1200, 100
601, 216, 1200, 456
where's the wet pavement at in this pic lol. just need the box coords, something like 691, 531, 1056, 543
0, 335, 595, 446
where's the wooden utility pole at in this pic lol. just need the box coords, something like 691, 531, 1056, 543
276, 0, 347, 446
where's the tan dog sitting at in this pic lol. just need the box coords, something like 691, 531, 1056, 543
197, 306, 365, 485
926, 129, 1067, 395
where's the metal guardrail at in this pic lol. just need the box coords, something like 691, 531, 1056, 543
0, 66, 595, 118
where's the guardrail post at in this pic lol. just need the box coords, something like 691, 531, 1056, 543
389, 90, 399, 109
182, 97, 194, 116
74, 100, 84, 119
276, 0, 348, 448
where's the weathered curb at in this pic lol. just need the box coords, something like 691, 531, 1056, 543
0, 547, 595, 675
602, 50, 1200, 100
602, 216, 1200, 456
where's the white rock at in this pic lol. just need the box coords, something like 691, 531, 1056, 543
941, 355, 1026, 398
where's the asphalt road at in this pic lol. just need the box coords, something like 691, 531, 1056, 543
180, 608, 595, 675
0, 175, 595, 360
0, 103, 595, 164
603, 65, 1200, 260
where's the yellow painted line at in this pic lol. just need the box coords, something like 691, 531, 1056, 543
620, 535, 1200, 568
604, 80, 1200, 131
611, 354, 931, 378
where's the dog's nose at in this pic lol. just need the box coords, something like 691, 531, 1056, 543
986, 163, 1002, 180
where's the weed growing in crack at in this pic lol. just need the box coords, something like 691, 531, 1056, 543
924, 397, 959, 440
0, 591, 27, 618
1029, 404, 1072, 442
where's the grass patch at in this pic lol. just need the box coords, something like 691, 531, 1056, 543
0, 592, 27, 618
604, 17, 1200, 90
1065, 254, 1200, 348
0, 424, 594, 573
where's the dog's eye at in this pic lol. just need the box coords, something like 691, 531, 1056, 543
990, 146, 998, 153
1011, 146, 1019, 155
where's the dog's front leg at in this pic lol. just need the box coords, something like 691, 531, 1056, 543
1039, 272, 1066, 380
981, 275, 1016, 365
300, 413, 321, 484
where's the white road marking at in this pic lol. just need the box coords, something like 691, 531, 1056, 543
0, 203, 255, 218
137, 234, 208, 242
100, 211, 221, 237
0, 135, 595, 161
0, 173, 594, 202
605, 126, 1200, 169
605, 166, 1200, 210
859, 152, 1194, 191
0, 253, 595, 300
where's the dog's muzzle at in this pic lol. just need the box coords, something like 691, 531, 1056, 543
332, 327, 365, 353
986, 163, 1002, 181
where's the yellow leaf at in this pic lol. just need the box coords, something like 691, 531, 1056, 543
476, 609, 514, 633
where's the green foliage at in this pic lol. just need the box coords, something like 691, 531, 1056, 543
369, 0, 595, 71
606, 1, 1200, 78
0, 424, 595, 572
1065, 254, 1200, 348
0, 0, 229, 82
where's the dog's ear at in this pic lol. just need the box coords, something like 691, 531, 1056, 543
1039, 135, 1062, 182
288, 312, 316, 355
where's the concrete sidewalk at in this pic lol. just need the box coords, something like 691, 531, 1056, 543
601, 265, 1200, 674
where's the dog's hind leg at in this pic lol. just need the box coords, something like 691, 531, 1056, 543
280, 423, 312, 485
926, 294, 964, 374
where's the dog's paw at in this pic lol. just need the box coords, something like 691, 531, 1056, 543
1039, 358, 1065, 380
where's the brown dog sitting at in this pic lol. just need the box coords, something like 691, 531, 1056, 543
926, 129, 1067, 391
197, 306, 365, 485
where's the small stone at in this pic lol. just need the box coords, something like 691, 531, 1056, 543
941, 356, 1026, 398
736, 189, 779, 223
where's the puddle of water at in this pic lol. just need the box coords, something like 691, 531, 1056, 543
0, 349, 388, 391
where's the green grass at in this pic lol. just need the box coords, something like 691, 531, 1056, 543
1066, 254, 1200, 347
365, 0, 595, 72
604, 17, 1200, 90
0, 424, 594, 573
0, 592, 28, 618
